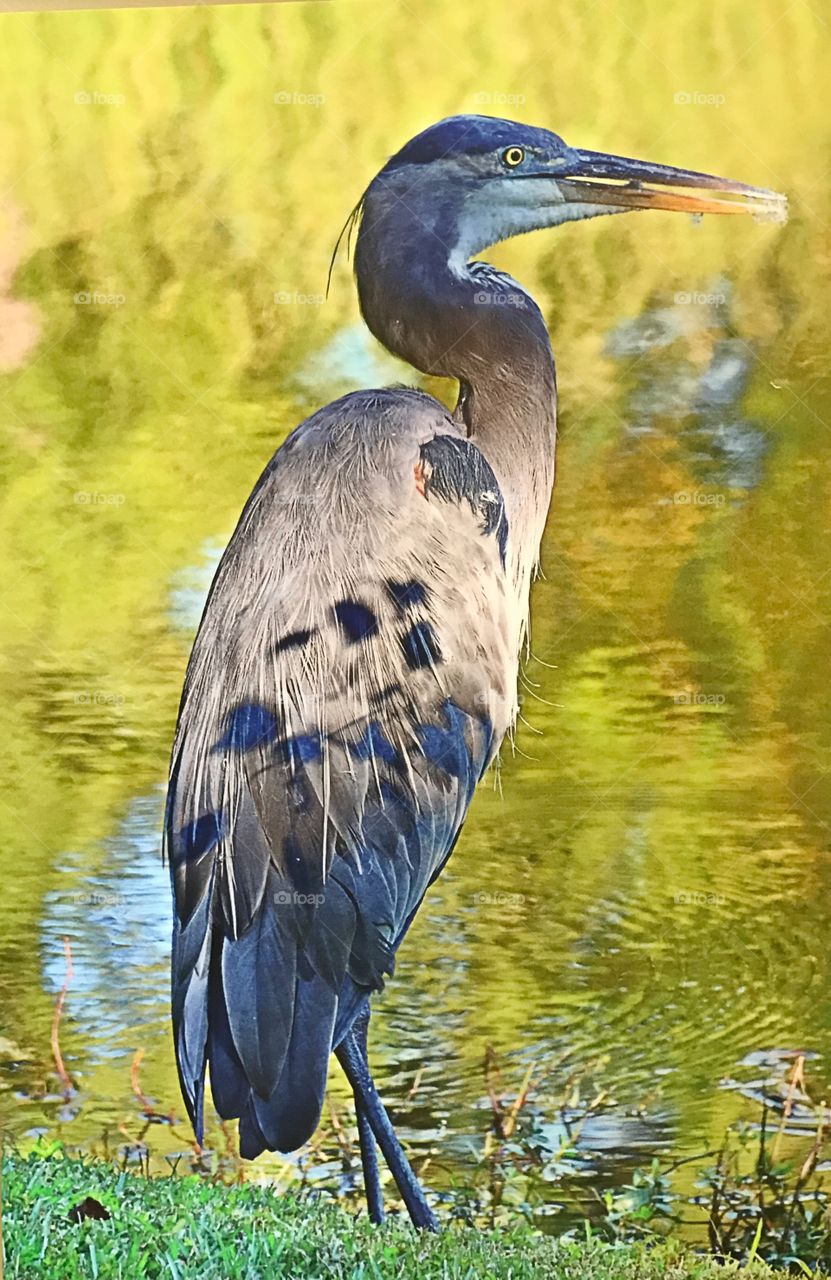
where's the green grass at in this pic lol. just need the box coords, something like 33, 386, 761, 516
1, 1152, 794, 1280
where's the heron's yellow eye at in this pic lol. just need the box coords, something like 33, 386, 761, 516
502, 146, 526, 168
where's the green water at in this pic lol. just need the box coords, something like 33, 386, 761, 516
0, 0, 829, 1229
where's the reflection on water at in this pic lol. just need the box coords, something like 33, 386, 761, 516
41, 796, 169, 1061
168, 540, 225, 633
0, 0, 830, 1237
607, 289, 769, 488
294, 324, 408, 399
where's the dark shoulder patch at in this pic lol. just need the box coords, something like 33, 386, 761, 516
419, 436, 509, 566
214, 703, 279, 753
386, 579, 428, 611
333, 599, 378, 643
275, 627, 316, 654
172, 811, 223, 870
401, 620, 442, 670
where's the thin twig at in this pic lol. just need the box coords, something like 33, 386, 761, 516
502, 1062, 536, 1140
771, 1054, 805, 1167
405, 1069, 424, 1103
484, 1044, 505, 1139
661, 1148, 720, 1177
707, 1141, 727, 1256
326, 1095, 354, 1162
130, 1049, 177, 1125
783, 1089, 825, 1247
50, 937, 75, 1099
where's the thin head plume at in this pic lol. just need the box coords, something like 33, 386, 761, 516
326, 191, 367, 298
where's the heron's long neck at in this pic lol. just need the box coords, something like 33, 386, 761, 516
355, 203, 557, 593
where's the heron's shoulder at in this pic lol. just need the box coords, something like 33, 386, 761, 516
278, 386, 461, 458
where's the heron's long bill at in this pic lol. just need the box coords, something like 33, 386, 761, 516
557, 148, 788, 222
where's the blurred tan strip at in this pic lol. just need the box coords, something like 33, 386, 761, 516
0, 0, 328, 11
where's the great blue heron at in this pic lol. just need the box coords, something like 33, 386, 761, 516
165, 115, 785, 1230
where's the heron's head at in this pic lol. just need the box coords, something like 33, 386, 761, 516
368, 114, 787, 273
353, 115, 786, 379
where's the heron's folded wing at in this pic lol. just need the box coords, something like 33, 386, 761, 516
165, 388, 517, 1155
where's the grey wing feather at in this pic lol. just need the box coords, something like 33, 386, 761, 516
165, 387, 517, 1155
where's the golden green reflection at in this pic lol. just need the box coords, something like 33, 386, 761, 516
0, 0, 828, 1224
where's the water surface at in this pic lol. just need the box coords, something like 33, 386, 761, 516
0, 0, 829, 1232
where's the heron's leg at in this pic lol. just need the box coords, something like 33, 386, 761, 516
351, 1008, 385, 1225
336, 1028, 438, 1232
